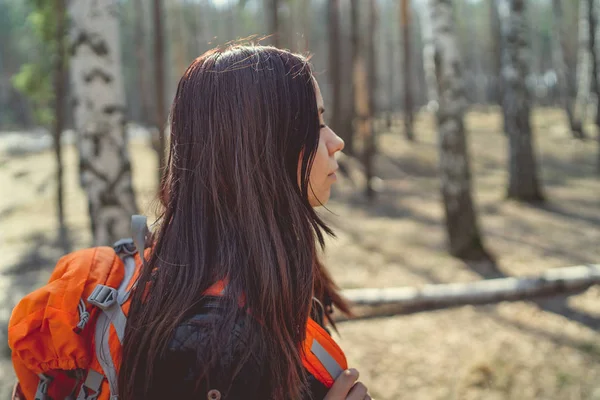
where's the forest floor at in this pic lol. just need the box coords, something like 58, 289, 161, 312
1, 107, 599, 399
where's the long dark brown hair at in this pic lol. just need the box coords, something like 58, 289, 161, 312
119, 45, 350, 399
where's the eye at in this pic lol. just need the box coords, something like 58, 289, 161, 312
320, 124, 326, 129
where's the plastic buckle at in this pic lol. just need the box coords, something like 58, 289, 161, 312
87, 285, 118, 310
112, 238, 137, 256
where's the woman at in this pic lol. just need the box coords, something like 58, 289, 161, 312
118, 45, 371, 400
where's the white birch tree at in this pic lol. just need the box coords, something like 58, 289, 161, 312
573, 0, 592, 138
497, 0, 545, 202
428, 0, 492, 261
69, 0, 138, 245
551, 0, 585, 139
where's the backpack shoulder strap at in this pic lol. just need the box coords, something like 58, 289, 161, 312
77, 215, 149, 400
131, 215, 149, 268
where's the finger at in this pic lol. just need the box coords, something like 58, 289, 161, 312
323, 369, 360, 400
346, 382, 368, 400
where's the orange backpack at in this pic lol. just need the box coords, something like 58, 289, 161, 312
8, 215, 347, 400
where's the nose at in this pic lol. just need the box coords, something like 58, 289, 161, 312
328, 130, 345, 155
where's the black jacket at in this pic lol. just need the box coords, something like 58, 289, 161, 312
148, 297, 333, 399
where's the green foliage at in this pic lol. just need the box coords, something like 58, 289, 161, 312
11, 63, 53, 125
11, 0, 62, 126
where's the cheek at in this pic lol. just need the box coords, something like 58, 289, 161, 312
311, 141, 329, 182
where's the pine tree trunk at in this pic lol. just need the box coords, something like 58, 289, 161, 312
153, 0, 167, 182
183, 0, 200, 55
175, 1, 189, 74
574, 0, 592, 137
54, 0, 69, 252
552, 0, 585, 139
593, 0, 600, 173
133, 0, 152, 126
589, 0, 599, 115
328, 0, 345, 151
301, 0, 310, 52
401, 0, 415, 141
365, 0, 378, 200
227, 0, 237, 43
268, 0, 280, 48
420, 2, 439, 112
69, 0, 138, 245
466, 3, 486, 105
429, 0, 492, 261
195, 0, 207, 52
351, 0, 374, 198
349, 0, 360, 156
490, 0, 503, 105
386, 12, 395, 129
498, 0, 545, 202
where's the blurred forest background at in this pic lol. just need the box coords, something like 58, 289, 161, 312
1, 0, 600, 399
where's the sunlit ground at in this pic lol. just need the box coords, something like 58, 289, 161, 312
1, 107, 599, 399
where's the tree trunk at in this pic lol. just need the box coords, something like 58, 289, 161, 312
364, 0, 378, 201
552, 0, 585, 139
351, 0, 374, 198
498, 0, 545, 202
301, 0, 310, 52
54, 0, 69, 252
328, 0, 346, 152
467, 3, 486, 105
490, 0, 503, 105
268, 0, 280, 48
590, 0, 599, 112
182, 0, 200, 56
401, 0, 415, 141
386, 10, 395, 129
429, 0, 492, 261
349, 0, 359, 156
593, 0, 600, 173
195, 0, 207, 52
420, 2, 439, 112
133, 0, 151, 126
153, 0, 167, 183
175, 1, 189, 74
69, 0, 138, 245
338, 264, 600, 320
574, 0, 592, 137
228, 0, 237, 43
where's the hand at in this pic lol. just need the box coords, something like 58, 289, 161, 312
324, 368, 372, 400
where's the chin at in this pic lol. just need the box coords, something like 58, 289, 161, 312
309, 192, 331, 207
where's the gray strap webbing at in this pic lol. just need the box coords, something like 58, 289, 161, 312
131, 215, 149, 263
310, 340, 344, 380
117, 254, 136, 305
94, 309, 119, 398
76, 369, 103, 400
80, 244, 140, 399
34, 373, 52, 400
95, 253, 138, 397
101, 301, 128, 342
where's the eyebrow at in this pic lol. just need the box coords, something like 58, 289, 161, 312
319, 107, 325, 114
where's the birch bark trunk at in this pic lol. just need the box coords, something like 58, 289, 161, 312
69, 0, 138, 245
497, 0, 545, 202
429, 0, 492, 261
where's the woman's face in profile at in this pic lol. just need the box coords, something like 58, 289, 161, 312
306, 78, 345, 207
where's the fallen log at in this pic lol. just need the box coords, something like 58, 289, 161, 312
337, 264, 600, 321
